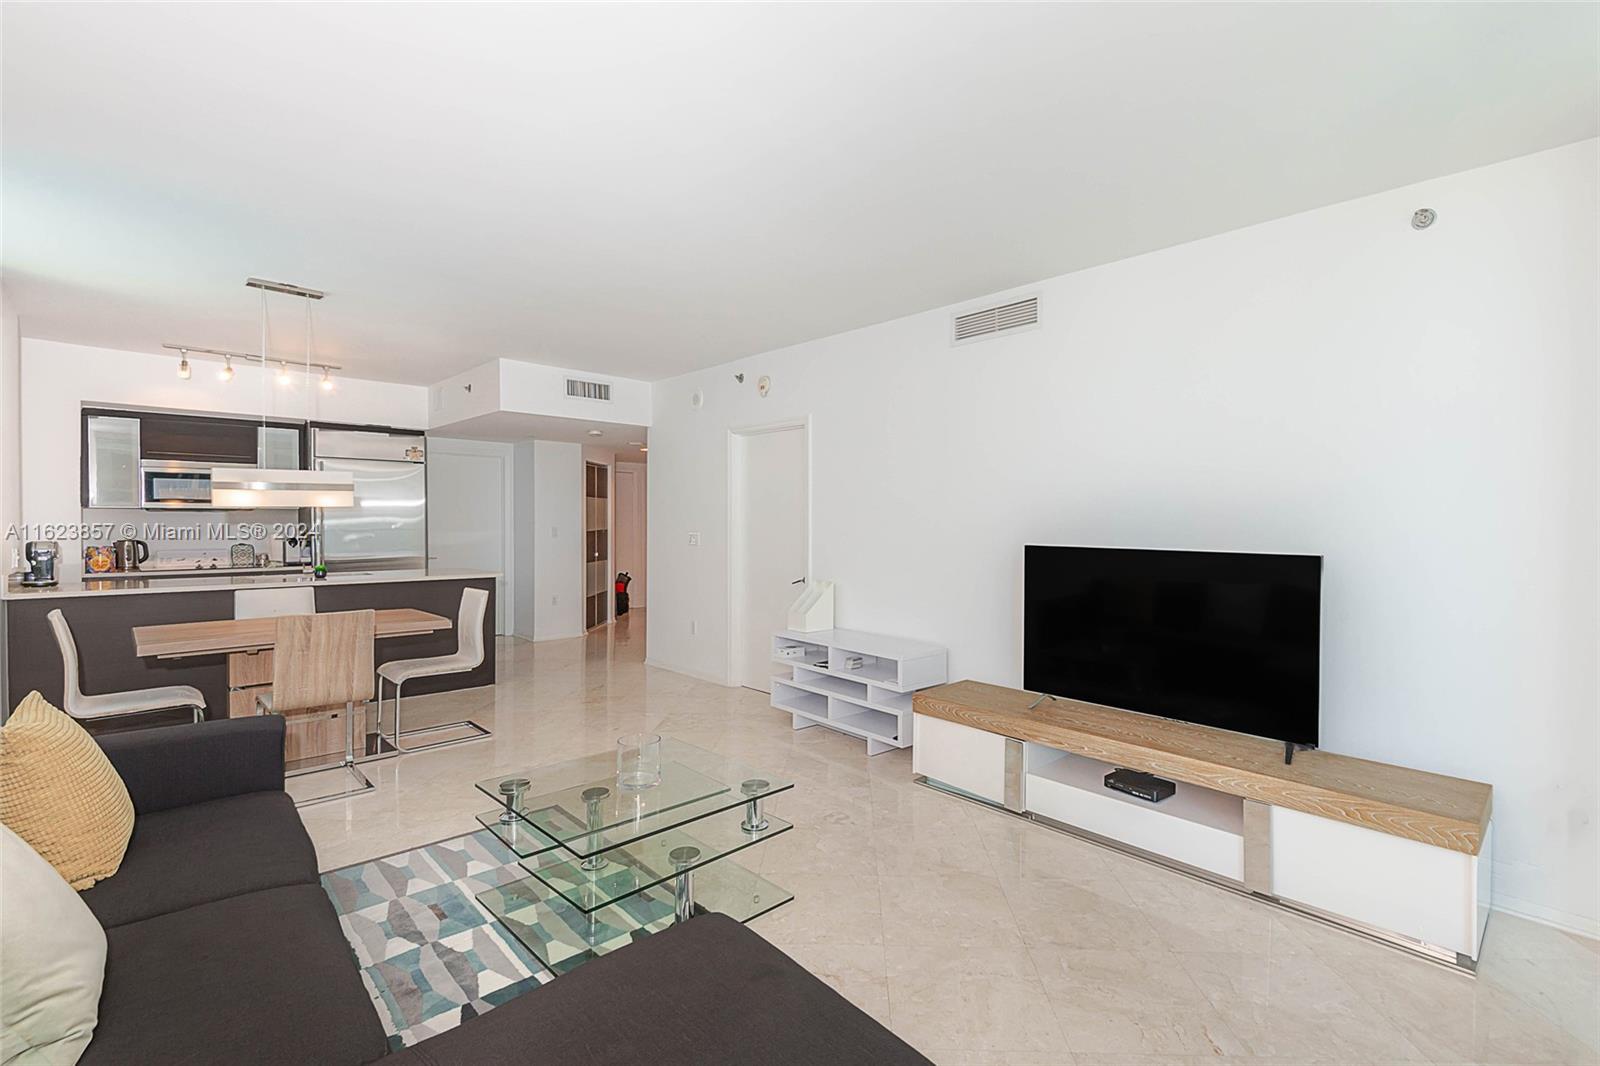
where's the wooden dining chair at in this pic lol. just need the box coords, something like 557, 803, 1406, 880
254, 609, 376, 805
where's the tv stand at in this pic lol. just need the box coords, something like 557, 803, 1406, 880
910, 680, 1494, 970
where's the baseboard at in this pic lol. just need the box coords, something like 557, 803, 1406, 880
512, 629, 585, 643
1492, 896, 1600, 941
643, 658, 733, 687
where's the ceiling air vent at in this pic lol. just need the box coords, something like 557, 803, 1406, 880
566, 378, 612, 401
951, 296, 1040, 344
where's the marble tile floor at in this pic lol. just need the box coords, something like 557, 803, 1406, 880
296, 612, 1600, 1065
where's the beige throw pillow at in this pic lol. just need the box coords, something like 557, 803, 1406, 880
0, 692, 134, 889
0, 823, 107, 1065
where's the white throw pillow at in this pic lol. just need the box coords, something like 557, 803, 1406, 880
0, 823, 106, 1065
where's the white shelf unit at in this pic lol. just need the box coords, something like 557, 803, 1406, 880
771, 628, 946, 756
1023, 745, 1245, 880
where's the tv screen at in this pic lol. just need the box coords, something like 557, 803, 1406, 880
1023, 546, 1321, 747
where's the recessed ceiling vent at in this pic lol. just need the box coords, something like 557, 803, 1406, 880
951, 296, 1039, 344
566, 378, 612, 401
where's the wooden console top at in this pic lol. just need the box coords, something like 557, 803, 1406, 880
913, 681, 1492, 855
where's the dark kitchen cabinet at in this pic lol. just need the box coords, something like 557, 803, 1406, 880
138, 415, 260, 464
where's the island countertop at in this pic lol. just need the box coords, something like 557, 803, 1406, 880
1, 567, 502, 600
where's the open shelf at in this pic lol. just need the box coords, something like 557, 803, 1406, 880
830, 706, 900, 741
769, 628, 946, 755
1023, 745, 1244, 879
770, 682, 828, 719
1028, 749, 1244, 835
785, 666, 871, 701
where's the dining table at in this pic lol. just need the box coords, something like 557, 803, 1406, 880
132, 607, 452, 762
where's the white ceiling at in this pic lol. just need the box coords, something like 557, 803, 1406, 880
3, 3, 1595, 385
434, 411, 648, 461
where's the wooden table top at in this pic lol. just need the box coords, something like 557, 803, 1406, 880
133, 608, 451, 659
914, 680, 1493, 855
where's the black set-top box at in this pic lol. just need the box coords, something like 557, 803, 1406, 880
1103, 768, 1176, 803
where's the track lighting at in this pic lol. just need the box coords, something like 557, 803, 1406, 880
320, 368, 334, 391
276, 361, 293, 386
177, 351, 191, 380
218, 355, 234, 382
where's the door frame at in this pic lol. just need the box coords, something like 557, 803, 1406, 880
726, 417, 812, 688
614, 461, 647, 611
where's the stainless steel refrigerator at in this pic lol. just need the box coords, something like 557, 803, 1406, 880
312, 428, 427, 572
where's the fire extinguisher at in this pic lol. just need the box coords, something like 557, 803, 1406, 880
615, 572, 632, 615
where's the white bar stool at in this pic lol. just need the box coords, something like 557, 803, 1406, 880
375, 587, 492, 754
47, 609, 206, 727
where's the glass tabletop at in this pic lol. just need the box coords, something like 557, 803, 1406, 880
477, 858, 794, 976
522, 806, 793, 915
475, 738, 793, 860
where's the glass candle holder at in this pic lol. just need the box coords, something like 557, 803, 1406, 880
616, 732, 662, 791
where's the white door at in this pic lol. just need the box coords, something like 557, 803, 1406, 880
428, 447, 509, 633
732, 426, 808, 692
615, 464, 646, 611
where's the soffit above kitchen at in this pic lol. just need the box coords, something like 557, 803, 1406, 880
2, 3, 1595, 385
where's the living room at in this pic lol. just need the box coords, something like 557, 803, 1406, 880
1, 4, 1596, 1065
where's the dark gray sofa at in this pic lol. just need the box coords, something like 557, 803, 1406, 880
78, 717, 929, 1066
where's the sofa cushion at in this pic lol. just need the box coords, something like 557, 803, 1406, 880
80, 883, 388, 1066
0, 691, 134, 889
383, 913, 930, 1066
80, 790, 318, 928
0, 824, 107, 1066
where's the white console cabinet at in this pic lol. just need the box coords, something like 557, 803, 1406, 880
908, 686, 1495, 969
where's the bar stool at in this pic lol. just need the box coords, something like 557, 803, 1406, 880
255, 609, 376, 805
375, 587, 491, 754
47, 609, 205, 727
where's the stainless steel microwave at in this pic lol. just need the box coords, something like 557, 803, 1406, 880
139, 460, 239, 509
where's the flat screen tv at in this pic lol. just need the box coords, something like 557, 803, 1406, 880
1023, 546, 1322, 749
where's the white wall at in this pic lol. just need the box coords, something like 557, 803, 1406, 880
427, 437, 515, 635
0, 288, 20, 712
18, 339, 429, 579
646, 141, 1599, 934
529, 440, 584, 641
0, 289, 20, 569
512, 442, 538, 639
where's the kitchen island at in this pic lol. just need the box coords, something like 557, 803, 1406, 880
3, 568, 498, 721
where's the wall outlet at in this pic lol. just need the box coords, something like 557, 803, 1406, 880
688, 532, 701, 546
690, 620, 698, 636
551, 595, 559, 606
551, 526, 559, 538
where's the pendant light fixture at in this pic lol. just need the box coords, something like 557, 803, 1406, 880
205, 278, 354, 510
176, 349, 191, 379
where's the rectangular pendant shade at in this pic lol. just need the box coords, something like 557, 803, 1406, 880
210, 468, 356, 509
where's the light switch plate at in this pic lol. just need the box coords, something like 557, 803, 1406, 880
688, 532, 701, 546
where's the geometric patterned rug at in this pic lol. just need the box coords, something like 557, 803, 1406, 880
320, 831, 553, 1050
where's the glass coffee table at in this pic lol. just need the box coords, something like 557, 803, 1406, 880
473, 738, 795, 974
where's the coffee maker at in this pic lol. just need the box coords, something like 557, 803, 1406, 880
22, 541, 60, 587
